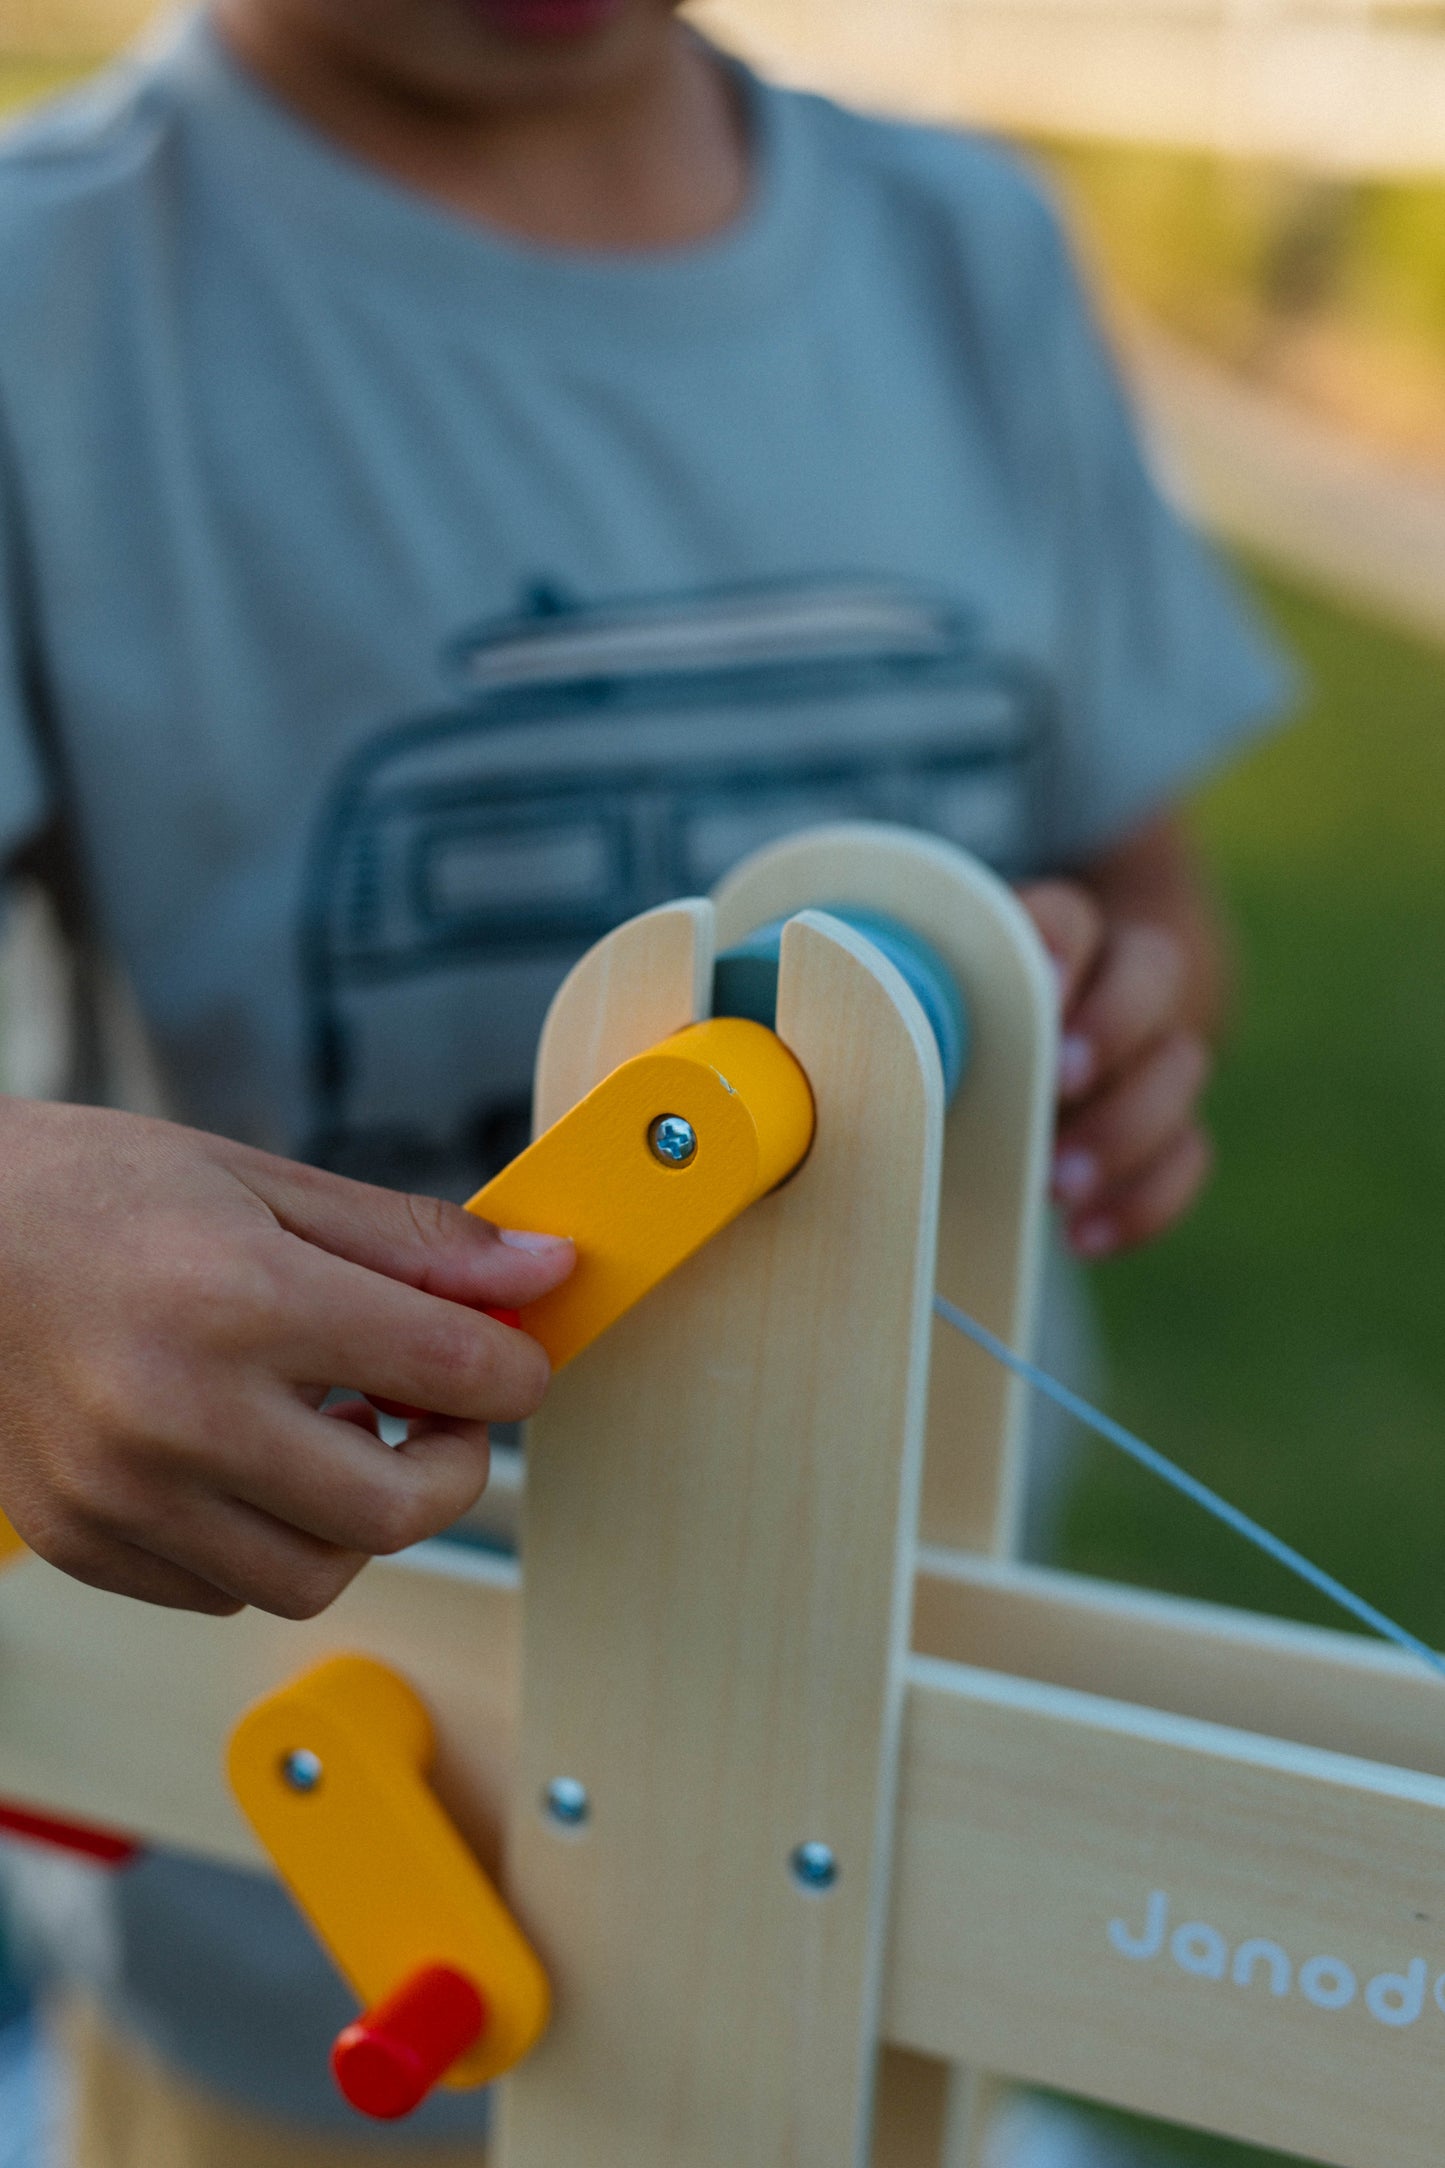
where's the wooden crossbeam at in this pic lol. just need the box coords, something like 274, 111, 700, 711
892, 1655, 1445, 2168
6, 1536, 1445, 2168
0, 1541, 519, 1874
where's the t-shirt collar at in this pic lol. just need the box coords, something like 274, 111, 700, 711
162, 8, 818, 338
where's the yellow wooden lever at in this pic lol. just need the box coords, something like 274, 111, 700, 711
228, 1655, 548, 2097
466, 1015, 814, 1371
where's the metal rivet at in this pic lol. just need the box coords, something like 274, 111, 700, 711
790, 1841, 839, 1892
648, 1114, 697, 1168
281, 1748, 324, 1794
544, 1777, 591, 1830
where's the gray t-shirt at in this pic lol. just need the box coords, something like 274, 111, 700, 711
0, 10, 1288, 2134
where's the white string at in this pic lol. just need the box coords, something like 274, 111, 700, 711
932, 1292, 1445, 1684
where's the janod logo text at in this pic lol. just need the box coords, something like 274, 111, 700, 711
1109, 1891, 1445, 2029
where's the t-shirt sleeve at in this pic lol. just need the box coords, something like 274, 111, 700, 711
1027, 203, 1296, 868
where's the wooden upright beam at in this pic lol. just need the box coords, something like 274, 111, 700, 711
713, 821, 1056, 1555
715, 823, 1056, 2164
498, 903, 944, 2168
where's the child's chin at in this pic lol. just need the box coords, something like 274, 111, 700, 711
467, 0, 631, 41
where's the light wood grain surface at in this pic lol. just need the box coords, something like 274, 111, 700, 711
888, 1653, 1445, 2168
498, 901, 944, 2168
714, 822, 1056, 2164
713, 822, 1056, 1557
915, 1549, 1445, 1781
532, 898, 712, 1137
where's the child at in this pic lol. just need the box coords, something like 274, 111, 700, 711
0, 1, 1289, 2160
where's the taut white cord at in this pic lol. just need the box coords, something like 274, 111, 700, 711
933, 1293, 1445, 1684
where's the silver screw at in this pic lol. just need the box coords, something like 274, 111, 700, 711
790, 1841, 839, 1892
280, 1748, 324, 1794
648, 1114, 697, 1168
544, 1776, 591, 1831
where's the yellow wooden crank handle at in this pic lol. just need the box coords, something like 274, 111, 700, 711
464, 1014, 814, 1370
228, 1654, 548, 2114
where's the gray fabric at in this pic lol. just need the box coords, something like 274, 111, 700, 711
0, 9, 1290, 2135
0, 12, 1288, 1189
104, 1855, 498, 2144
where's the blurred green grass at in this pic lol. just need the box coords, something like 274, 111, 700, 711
1033, 139, 1445, 478
1058, 562, 1445, 2166
1039, 141, 1445, 363
1065, 562, 1445, 1637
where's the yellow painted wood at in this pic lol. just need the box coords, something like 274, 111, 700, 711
0, 1511, 24, 1566
466, 1016, 813, 1371
228, 1653, 547, 2087
499, 906, 944, 2168
887, 1654, 1445, 2168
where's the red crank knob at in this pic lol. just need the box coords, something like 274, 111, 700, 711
331, 1963, 487, 2121
0, 1801, 140, 1867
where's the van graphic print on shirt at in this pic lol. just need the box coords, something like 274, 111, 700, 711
301, 576, 1047, 1194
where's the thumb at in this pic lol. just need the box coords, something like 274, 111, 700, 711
1016, 879, 1105, 1018
233, 1149, 575, 1308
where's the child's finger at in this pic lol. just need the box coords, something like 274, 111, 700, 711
1060, 921, 1185, 1101
1016, 880, 1106, 1014
368, 1307, 523, 1420
1052, 1032, 1210, 1211
234, 1148, 574, 1306
17, 1517, 246, 1617
116, 1485, 371, 1621
271, 1243, 552, 1423
220, 1402, 492, 1560
1067, 1124, 1213, 1260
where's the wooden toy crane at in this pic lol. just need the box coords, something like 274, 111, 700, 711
3, 822, 1445, 2168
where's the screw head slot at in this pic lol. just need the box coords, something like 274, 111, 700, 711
544, 1776, 591, 1831
281, 1748, 324, 1795
790, 1841, 839, 1892
647, 1114, 697, 1168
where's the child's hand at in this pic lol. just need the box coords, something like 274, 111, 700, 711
1018, 819, 1226, 1259
0, 1101, 573, 1619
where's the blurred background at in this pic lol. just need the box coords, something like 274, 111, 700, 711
1, 4, 1442, 2165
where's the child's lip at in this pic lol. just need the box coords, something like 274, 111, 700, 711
468, 0, 628, 37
